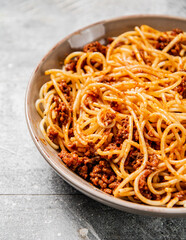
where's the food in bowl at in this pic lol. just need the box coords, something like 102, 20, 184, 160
35, 25, 186, 208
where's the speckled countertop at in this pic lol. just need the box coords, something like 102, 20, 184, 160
1, 0, 186, 239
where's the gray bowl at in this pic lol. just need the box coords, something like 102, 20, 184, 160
25, 15, 186, 217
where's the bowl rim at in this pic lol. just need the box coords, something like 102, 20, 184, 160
25, 14, 186, 217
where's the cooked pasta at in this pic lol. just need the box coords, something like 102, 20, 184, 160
36, 25, 186, 207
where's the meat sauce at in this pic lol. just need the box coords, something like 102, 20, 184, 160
58, 151, 121, 194
156, 29, 183, 56
48, 30, 185, 201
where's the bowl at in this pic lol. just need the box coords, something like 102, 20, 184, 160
25, 15, 186, 217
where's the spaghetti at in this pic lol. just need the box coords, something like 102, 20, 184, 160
36, 25, 186, 207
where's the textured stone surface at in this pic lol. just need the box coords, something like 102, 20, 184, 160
1, 0, 186, 239
1, 195, 186, 240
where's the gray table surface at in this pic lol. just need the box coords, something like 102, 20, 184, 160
1, 0, 186, 239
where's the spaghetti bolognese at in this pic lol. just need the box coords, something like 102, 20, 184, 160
36, 25, 186, 208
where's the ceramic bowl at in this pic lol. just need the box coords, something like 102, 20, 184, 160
25, 15, 186, 217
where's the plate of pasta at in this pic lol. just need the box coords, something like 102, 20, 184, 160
26, 15, 186, 216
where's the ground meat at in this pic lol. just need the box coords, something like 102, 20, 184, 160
54, 96, 69, 125
174, 76, 186, 98
125, 148, 159, 171
156, 36, 169, 50
84, 143, 96, 157
169, 42, 181, 56
176, 191, 186, 200
114, 41, 124, 48
146, 154, 159, 170
116, 128, 129, 144
171, 28, 183, 36
139, 170, 153, 199
48, 128, 58, 141
59, 150, 98, 177
139, 50, 152, 65
78, 165, 89, 179
53, 95, 62, 108
87, 89, 100, 101
107, 37, 114, 44
59, 151, 84, 171
103, 112, 116, 126
104, 142, 120, 151
125, 147, 143, 168
83, 41, 107, 56
65, 61, 76, 71
131, 153, 143, 170
68, 128, 74, 138
58, 150, 120, 194
68, 142, 77, 150
148, 140, 160, 150
58, 105, 68, 124
116, 117, 129, 144
99, 75, 115, 83
132, 157, 143, 170
110, 101, 123, 112
59, 80, 70, 96
104, 188, 112, 194
65, 57, 79, 71
89, 160, 121, 194
156, 35, 182, 56
180, 182, 186, 189
131, 51, 135, 58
